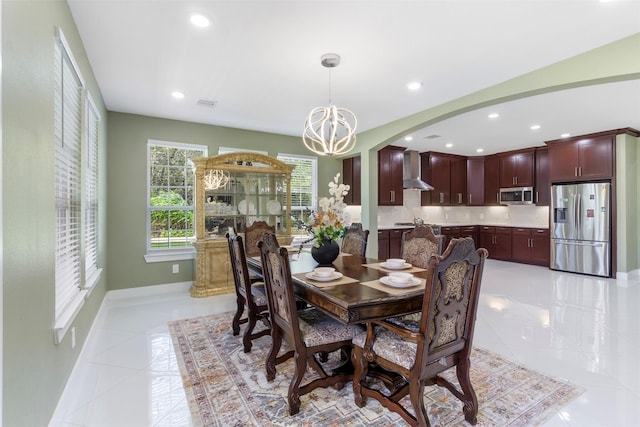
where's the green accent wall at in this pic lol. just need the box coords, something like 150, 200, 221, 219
106, 112, 340, 290
2, 1, 108, 425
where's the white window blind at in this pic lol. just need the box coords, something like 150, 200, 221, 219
54, 29, 85, 334
84, 96, 100, 286
277, 154, 317, 233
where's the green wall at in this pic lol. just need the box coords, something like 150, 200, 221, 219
106, 112, 340, 290
616, 133, 640, 274
2, 1, 108, 425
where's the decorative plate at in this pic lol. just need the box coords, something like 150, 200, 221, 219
266, 199, 282, 215
238, 200, 255, 215
379, 276, 421, 288
304, 272, 344, 282
380, 262, 412, 270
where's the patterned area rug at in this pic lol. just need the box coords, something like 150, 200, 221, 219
169, 312, 582, 426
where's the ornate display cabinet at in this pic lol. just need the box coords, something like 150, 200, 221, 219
190, 152, 294, 297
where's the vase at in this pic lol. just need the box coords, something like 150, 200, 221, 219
311, 239, 340, 265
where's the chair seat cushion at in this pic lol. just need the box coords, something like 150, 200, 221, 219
298, 308, 363, 347
249, 283, 268, 306
353, 327, 417, 370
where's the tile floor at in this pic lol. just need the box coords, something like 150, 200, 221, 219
49, 260, 640, 426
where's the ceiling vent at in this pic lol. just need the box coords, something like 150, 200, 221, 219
424, 134, 441, 139
196, 99, 217, 108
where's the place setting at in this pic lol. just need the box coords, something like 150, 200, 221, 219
294, 267, 358, 288
364, 258, 427, 273
362, 270, 425, 295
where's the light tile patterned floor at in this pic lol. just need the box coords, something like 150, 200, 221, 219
49, 260, 640, 426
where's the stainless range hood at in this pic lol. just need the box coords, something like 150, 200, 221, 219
402, 150, 434, 191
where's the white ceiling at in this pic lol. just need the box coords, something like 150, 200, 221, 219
67, 1, 640, 156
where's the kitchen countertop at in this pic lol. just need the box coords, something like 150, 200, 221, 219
378, 223, 549, 230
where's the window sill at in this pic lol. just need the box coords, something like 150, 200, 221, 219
144, 249, 196, 263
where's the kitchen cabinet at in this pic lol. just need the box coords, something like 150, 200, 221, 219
460, 225, 479, 248
535, 147, 550, 206
484, 155, 501, 205
378, 146, 404, 205
440, 226, 461, 247
499, 148, 535, 187
547, 133, 614, 182
479, 226, 512, 260
343, 155, 361, 205
441, 225, 479, 248
378, 228, 403, 260
466, 157, 484, 206
421, 152, 467, 206
511, 227, 549, 266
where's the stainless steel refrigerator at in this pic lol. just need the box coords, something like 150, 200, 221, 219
550, 182, 611, 277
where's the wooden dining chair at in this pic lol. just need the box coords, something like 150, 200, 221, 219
400, 224, 445, 268
244, 220, 275, 257
341, 223, 370, 256
226, 232, 271, 353
258, 232, 363, 415
352, 237, 488, 427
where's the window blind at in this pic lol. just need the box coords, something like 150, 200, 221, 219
54, 30, 84, 322
84, 97, 100, 285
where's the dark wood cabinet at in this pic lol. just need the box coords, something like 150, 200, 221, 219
460, 225, 479, 248
421, 152, 466, 206
466, 158, 484, 206
499, 148, 535, 187
440, 226, 461, 247
378, 228, 404, 259
378, 146, 404, 205
547, 133, 614, 182
484, 155, 501, 205
479, 226, 512, 260
534, 147, 550, 206
343, 155, 361, 205
511, 227, 549, 266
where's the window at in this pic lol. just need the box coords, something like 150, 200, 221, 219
277, 153, 317, 234
54, 28, 102, 343
146, 140, 207, 260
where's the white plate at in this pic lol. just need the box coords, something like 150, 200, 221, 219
380, 262, 412, 270
266, 199, 282, 214
305, 272, 344, 282
380, 276, 422, 288
238, 199, 255, 215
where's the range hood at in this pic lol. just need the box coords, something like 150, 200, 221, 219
402, 150, 434, 191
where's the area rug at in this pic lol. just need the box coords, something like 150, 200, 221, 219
168, 312, 582, 426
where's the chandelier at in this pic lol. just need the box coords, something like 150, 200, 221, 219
204, 169, 229, 190
303, 53, 357, 156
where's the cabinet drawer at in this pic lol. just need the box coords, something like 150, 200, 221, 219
480, 226, 495, 233
389, 229, 404, 238
496, 227, 512, 235
461, 226, 477, 233
378, 230, 390, 239
532, 228, 549, 237
512, 227, 531, 236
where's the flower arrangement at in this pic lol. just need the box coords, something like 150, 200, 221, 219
309, 173, 351, 248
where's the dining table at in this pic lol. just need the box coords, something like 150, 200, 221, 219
246, 248, 428, 325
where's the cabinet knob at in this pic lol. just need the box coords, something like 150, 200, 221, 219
469, 194, 472, 204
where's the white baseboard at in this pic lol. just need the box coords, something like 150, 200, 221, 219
106, 281, 194, 300
615, 269, 640, 287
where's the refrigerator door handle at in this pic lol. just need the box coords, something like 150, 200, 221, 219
555, 240, 605, 247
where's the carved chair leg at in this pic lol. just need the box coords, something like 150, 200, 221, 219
232, 296, 245, 336
288, 352, 306, 415
409, 380, 429, 427
352, 346, 367, 408
242, 312, 257, 353
266, 327, 282, 381
456, 358, 478, 425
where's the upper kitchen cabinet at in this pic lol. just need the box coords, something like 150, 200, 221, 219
378, 146, 405, 206
547, 132, 615, 182
484, 154, 501, 205
499, 148, 535, 187
466, 157, 485, 206
420, 152, 467, 206
534, 147, 550, 206
342, 155, 361, 205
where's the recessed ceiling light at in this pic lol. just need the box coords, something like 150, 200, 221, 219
530, 124, 541, 130
407, 82, 422, 91
404, 136, 413, 141
476, 148, 484, 153
488, 113, 499, 119
171, 91, 185, 99
190, 14, 210, 28
445, 143, 453, 148
561, 133, 571, 138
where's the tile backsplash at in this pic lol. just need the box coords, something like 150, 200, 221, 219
347, 189, 550, 228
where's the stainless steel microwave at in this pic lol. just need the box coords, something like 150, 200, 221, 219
499, 187, 534, 205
